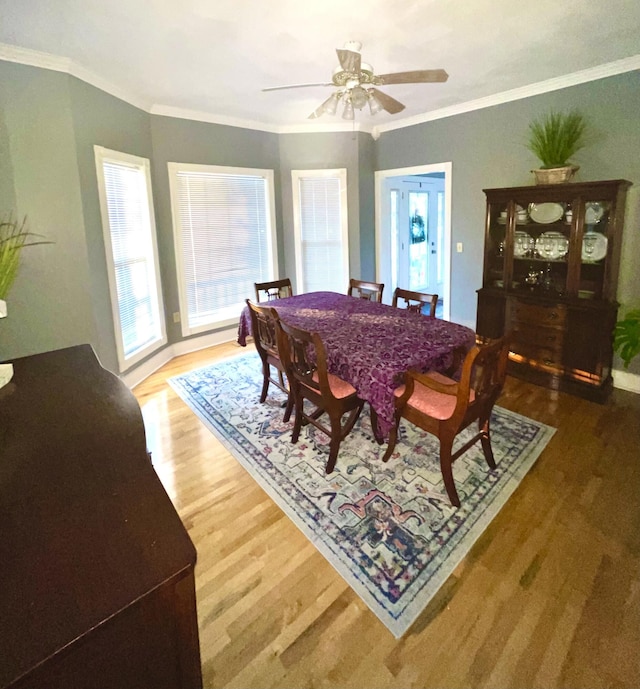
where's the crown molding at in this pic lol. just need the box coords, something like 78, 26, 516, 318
0, 42, 71, 72
375, 54, 640, 134
0, 42, 151, 111
150, 104, 282, 133
278, 121, 369, 134
151, 104, 371, 135
69, 62, 151, 111
2, 43, 638, 136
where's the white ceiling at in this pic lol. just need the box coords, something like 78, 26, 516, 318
1, 0, 640, 134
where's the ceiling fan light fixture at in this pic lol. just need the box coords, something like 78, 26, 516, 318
324, 91, 341, 115
342, 98, 354, 120
349, 86, 369, 110
368, 90, 384, 115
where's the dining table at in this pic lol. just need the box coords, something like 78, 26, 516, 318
237, 291, 476, 439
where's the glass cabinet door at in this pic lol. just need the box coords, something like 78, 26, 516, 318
510, 196, 570, 295
484, 201, 507, 288
577, 198, 611, 300
482, 180, 629, 304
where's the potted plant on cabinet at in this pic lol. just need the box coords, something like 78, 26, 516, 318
526, 109, 587, 184
1, 215, 50, 389
0, 214, 51, 310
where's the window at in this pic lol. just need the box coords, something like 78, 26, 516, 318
168, 163, 277, 335
292, 169, 349, 293
94, 146, 166, 372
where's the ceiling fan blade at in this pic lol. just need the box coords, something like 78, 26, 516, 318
370, 88, 405, 114
376, 69, 449, 85
262, 82, 332, 92
336, 48, 361, 73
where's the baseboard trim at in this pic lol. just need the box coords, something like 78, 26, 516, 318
612, 368, 640, 394
121, 327, 237, 389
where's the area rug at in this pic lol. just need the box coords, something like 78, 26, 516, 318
169, 352, 555, 637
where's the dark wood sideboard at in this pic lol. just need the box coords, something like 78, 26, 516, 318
0, 345, 202, 689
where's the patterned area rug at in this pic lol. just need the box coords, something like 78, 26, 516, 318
169, 352, 555, 637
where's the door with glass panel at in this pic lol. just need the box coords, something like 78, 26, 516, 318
396, 176, 445, 297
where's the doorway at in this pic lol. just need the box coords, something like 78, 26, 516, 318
375, 163, 452, 320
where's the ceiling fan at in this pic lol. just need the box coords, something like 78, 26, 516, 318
262, 41, 448, 120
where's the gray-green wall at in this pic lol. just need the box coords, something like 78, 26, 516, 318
278, 131, 364, 293
69, 77, 154, 372
1, 60, 638, 377
375, 70, 640, 375
149, 116, 281, 345
0, 63, 96, 360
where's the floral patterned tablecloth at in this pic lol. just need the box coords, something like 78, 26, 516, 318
238, 292, 475, 436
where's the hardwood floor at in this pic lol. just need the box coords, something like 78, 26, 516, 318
133, 343, 640, 689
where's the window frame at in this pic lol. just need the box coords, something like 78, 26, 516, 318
291, 168, 349, 294
168, 162, 278, 336
94, 145, 167, 372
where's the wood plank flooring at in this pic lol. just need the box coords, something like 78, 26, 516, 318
133, 342, 640, 689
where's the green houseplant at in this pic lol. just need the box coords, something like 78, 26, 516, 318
526, 109, 587, 184
0, 215, 51, 388
0, 214, 50, 315
614, 307, 640, 369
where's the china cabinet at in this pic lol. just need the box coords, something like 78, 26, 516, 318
476, 179, 631, 401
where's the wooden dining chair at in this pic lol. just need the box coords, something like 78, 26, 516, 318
347, 278, 384, 303
245, 299, 293, 421
254, 278, 293, 303
392, 287, 438, 317
382, 335, 510, 507
276, 319, 365, 474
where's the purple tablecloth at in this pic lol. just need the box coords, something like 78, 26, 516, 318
238, 292, 475, 437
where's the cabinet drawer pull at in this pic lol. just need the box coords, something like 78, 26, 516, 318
543, 358, 554, 365
549, 312, 559, 320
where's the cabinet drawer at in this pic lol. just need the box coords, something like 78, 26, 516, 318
510, 300, 567, 328
512, 324, 564, 351
511, 342, 564, 367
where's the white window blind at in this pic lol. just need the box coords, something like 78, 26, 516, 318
169, 164, 277, 334
95, 147, 166, 371
292, 169, 349, 293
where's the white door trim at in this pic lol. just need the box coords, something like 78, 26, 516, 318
375, 162, 453, 320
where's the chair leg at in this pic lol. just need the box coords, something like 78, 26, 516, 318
283, 392, 294, 423
259, 363, 270, 403
340, 402, 364, 439
479, 414, 496, 469
439, 435, 461, 508
291, 391, 303, 444
325, 414, 343, 474
382, 422, 399, 462
369, 407, 384, 445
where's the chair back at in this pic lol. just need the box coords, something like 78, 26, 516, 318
385, 333, 510, 507
347, 278, 384, 303
254, 278, 293, 303
246, 299, 281, 362
392, 287, 438, 317
456, 335, 510, 421
277, 319, 332, 399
